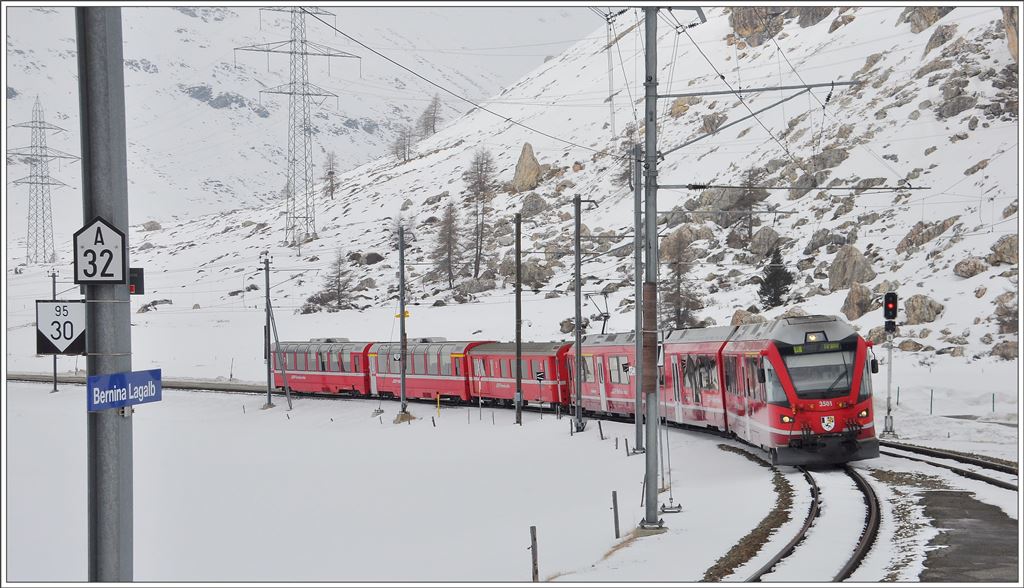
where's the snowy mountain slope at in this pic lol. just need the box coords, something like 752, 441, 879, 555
3, 6, 1019, 384
4, 6, 597, 248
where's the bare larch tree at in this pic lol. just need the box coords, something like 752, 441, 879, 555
462, 147, 497, 279
431, 201, 461, 289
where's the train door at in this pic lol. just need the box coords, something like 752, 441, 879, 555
595, 356, 608, 412
671, 356, 683, 422
369, 354, 379, 396
741, 358, 752, 440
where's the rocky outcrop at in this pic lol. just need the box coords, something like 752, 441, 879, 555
903, 294, 944, 325
840, 283, 873, 321
1004, 7, 1019, 63
828, 246, 876, 291
987, 234, 1018, 265
937, 95, 977, 119
895, 216, 959, 253
867, 325, 899, 344
670, 223, 716, 248
702, 112, 728, 134
897, 7, 954, 33
749, 226, 781, 256
511, 143, 541, 193
994, 292, 1018, 334
520, 192, 549, 218
898, 340, 925, 352
142, 220, 162, 231
559, 317, 589, 334
991, 340, 1018, 360
804, 229, 846, 255
953, 256, 988, 278
923, 23, 957, 58
730, 309, 767, 326
794, 7, 834, 28
457, 278, 496, 295
778, 306, 809, 319
728, 7, 782, 47
364, 252, 384, 265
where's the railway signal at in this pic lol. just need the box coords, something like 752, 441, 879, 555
881, 292, 897, 438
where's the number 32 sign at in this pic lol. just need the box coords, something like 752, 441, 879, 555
36, 300, 87, 355
74, 216, 127, 285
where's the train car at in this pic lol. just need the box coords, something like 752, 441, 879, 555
661, 326, 735, 432
272, 339, 373, 395
366, 338, 490, 402
569, 333, 640, 415
466, 342, 573, 406
718, 315, 879, 466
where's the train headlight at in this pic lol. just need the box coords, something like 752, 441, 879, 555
780, 414, 795, 424
857, 409, 869, 418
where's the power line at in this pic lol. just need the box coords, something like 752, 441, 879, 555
300, 8, 626, 162
680, 28, 798, 166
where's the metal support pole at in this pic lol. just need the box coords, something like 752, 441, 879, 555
399, 225, 408, 415
263, 256, 274, 409
632, 144, 644, 453
882, 332, 895, 436
77, 7, 132, 580
573, 194, 584, 432
267, 303, 292, 410
640, 6, 662, 530
529, 525, 539, 582
515, 213, 523, 426
51, 269, 58, 393
612, 491, 620, 539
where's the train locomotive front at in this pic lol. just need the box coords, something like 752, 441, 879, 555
728, 316, 881, 466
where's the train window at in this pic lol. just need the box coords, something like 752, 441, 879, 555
583, 357, 595, 382
519, 359, 528, 380
329, 353, 340, 372
318, 354, 327, 372
351, 354, 360, 373
473, 358, 485, 376
415, 353, 426, 375
427, 351, 439, 375
608, 357, 620, 384
765, 364, 788, 405
285, 353, 295, 371
500, 360, 510, 379
440, 353, 452, 376
454, 359, 463, 377
532, 359, 545, 379
691, 358, 701, 404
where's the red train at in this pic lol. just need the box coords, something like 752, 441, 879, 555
271, 315, 879, 466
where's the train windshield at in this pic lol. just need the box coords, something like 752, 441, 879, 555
782, 351, 856, 399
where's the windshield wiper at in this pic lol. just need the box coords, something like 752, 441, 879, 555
823, 353, 851, 396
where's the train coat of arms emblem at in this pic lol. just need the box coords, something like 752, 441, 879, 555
821, 415, 836, 432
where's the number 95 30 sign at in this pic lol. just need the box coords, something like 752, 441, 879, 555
36, 300, 87, 355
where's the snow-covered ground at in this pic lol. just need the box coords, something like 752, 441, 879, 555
3, 379, 1017, 582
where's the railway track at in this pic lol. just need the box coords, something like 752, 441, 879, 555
746, 465, 880, 582
879, 441, 1018, 491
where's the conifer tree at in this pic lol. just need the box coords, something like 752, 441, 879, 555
758, 247, 794, 309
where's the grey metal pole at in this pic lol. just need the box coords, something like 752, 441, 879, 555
263, 256, 274, 409
883, 332, 895, 436
77, 7, 132, 580
51, 269, 58, 393
640, 6, 661, 529
573, 194, 584, 432
267, 305, 292, 410
515, 213, 523, 425
612, 490, 620, 539
632, 144, 644, 452
399, 225, 408, 415
530, 525, 539, 582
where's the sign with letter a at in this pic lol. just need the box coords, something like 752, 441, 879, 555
74, 216, 127, 284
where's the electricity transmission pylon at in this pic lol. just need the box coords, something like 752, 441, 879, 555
236, 7, 359, 247
7, 96, 79, 264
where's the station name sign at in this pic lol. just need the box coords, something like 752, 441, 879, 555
87, 369, 162, 412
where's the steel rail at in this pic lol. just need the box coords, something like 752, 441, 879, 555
746, 467, 820, 582
834, 466, 881, 581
